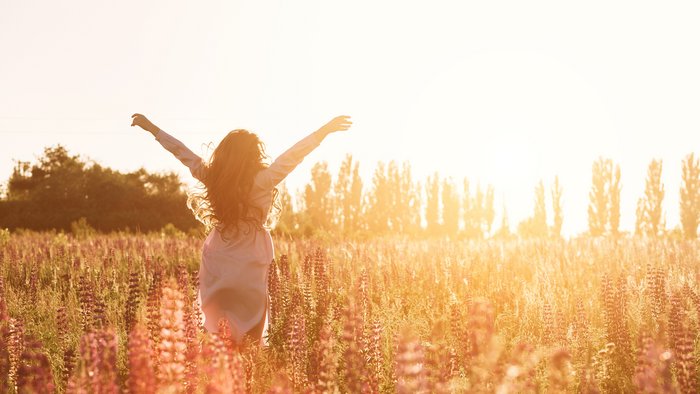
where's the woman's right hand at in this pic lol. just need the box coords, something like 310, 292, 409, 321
319, 115, 352, 135
131, 113, 159, 136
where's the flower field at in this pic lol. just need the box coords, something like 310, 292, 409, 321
0, 232, 699, 393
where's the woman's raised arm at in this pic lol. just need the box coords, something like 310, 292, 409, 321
255, 115, 352, 190
131, 113, 207, 181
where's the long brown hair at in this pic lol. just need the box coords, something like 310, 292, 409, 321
187, 129, 280, 236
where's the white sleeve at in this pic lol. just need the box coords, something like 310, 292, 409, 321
154, 129, 207, 182
255, 129, 326, 190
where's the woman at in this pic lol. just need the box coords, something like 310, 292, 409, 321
131, 113, 352, 344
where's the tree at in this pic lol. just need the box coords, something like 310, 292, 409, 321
533, 180, 547, 237
334, 155, 351, 230
483, 186, 495, 236
3, 145, 199, 232
441, 178, 459, 236
425, 173, 440, 235
609, 164, 621, 237
366, 162, 389, 234
680, 153, 700, 239
462, 178, 481, 239
586, 158, 621, 237
551, 176, 563, 238
635, 198, 645, 236
518, 181, 548, 238
462, 180, 495, 239
302, 162, 333, 233
349, 160, 363, 233
588, 157, 611, 237
463, 179, 479, 238
494, 204, 512, 240
387, 161, 402, 232
399, 162, 421, 235
7, 160, 33, 200
411, 181, 423, 235
636, 159, 665, 237
334, 155, 362, 235
272, 183, 296, 236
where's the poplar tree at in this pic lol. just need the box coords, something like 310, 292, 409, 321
463, 180, 493, 239
400, 162, 421, 235
441, 178, 460, 236
494, 204, 511, 239
425, 173, 440, 235
334, 154, 353, 233
366, 162, 389, 234
680, 153, 700, 239
462, 179, 478, 238
334, 154, 363, 235
636, 159, 665, 237
588, 157, 611, 237
389, 161, 418, 233
483, 186, 495, 236
551, 176, 563, 238
609, 164, 621, 237
273, 183, 296, 236
349, 161, 363, 233
533, 180, 548, 237
635, 199, 645, 236
303, 161, 333, 232
516, 181, 549, 238
387, 161, 402, 232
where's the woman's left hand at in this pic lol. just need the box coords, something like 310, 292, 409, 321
319, 115, 352, 134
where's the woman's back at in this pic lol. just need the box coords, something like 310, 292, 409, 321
131, 113, 352, 343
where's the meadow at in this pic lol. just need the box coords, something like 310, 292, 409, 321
0, 231, 699, 393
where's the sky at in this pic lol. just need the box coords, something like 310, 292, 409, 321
1, 0, 699, 236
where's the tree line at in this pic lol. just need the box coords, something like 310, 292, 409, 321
276, 154, 700, 240
584, 154, 700, 239
274, 156, 499, 239
0, 146, 199, 232
2, 145, 700, 240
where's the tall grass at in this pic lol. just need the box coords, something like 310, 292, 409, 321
0, 233, 698, 392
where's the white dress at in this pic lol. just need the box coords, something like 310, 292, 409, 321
154, 127, 326, 342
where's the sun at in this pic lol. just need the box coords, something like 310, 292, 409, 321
400, 49, 617, 234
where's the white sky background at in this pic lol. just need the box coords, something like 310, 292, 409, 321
1, 0, 699, 236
